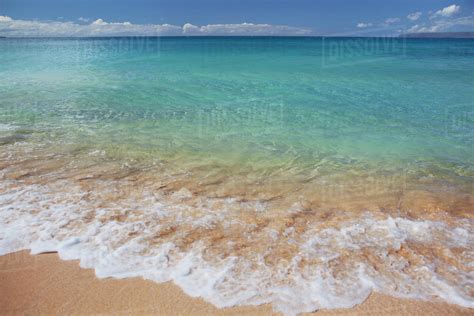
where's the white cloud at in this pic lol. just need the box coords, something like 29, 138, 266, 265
407, 12, 422, 21
385, 17, 400, 24
190, 22, 311, 36
432, 4, 460, 18
78, 17, 90, 23
407, 15, 474, 33
182, 23, 201, 34
0, 16, 13, 22
406, 4, 472, 34
0, 16, 312, 37
357, 22, 372, 28
407, 24, 440, 33
92, 18, 108, 26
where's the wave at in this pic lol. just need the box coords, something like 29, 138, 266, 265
0, 179, 473, 315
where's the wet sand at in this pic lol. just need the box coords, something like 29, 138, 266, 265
1, 251, 471, 315
1, 149, 473, 314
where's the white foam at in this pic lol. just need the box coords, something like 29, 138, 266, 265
0, 180, 473, 315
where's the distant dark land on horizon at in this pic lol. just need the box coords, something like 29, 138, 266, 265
400, 32, 474, 39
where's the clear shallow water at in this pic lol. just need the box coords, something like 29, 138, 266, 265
0, 37, 473, 314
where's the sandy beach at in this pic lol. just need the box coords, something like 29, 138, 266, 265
1, 250, 471, 315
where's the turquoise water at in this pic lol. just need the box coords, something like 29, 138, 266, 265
0, 37, 473, 313
0, 37, 473, 211
1, 37, 472, 166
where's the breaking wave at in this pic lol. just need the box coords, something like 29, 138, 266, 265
0, 178, 472, 315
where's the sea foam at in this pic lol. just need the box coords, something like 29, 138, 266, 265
0, 180, 473, 315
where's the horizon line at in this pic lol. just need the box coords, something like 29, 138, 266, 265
1, 34, 474, 39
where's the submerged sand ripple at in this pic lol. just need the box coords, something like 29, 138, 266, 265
0, 147, 473, 315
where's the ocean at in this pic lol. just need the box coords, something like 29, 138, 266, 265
0, 37, 473, 314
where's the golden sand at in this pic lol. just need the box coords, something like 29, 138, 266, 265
0, 251, 472, 315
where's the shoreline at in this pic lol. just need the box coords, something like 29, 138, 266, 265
1, 250, 472, 315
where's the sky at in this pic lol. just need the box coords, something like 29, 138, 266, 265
0, 0, 473, 36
